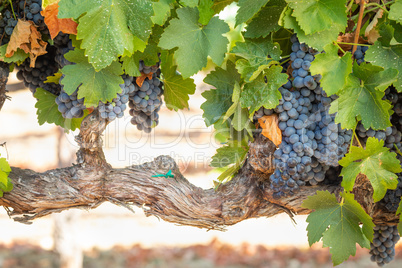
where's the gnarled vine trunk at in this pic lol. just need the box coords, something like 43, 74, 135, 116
0, 111, 398, 229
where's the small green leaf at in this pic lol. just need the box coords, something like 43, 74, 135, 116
121, 55, 141, 77
329, 63, 396, 130
235, 0, 269, 26
302, 191, 374, 266
159, 7, 230, 78
365, 42, 402, 92
152, 0, 174, 25
61, 47, 124, 107
240, 66, 288, 118
202, 61, 240, 126
339, 137, 402, 202
198, 0, 215, 25
34, 88, 87, 131
0, 44, 28, 64
244, 0, 287, 38
160, 51, 196, 111
211, 142, 248, 168
389, 0, 402, 24
310, 43, 352, 96
223, 81, 241, 122
281, 7, 340, 51
231, 38, 281, 82
0, 158, 11, 173
286, 0, 348, 35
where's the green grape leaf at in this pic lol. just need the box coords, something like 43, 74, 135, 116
0, 156, 13, 196
223, 81, 241, 122
121, 55, 141, 77
179, 0, 198, 6
231, 38, 281, 82
244, 0, 286, 38
310, 43, 353, 96
152, 0, 174, 25
198, 0, 215, 25
329, 63, 396, 130
61, 47, 124, 107
43, 0, 59, 8
397, 199, 402, 236
0, 158, 11, 174
34, 88, 87, 131
210, 141, 249, 168
339, 137, 402, 202
0, 44, 28, 64
271, 27, 293, 56
212, 0, 236, 14
286, 0, 348, 35
202, 61, 240, 126
133, 25, 163, 67
302, 191, 374, 266
159, 7, 230, 78
235, 0, 269, 26
240, 65, 288, 118
389, 0, 402, 24
58, 0, 153, 70
281, 7, 340, 51
365, 42, 402, 92
390, 21, 402, 43
160, 51, 196, 111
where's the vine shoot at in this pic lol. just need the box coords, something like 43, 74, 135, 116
0, 0, 402, 266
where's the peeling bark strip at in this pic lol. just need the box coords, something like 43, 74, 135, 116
0, 112, 398, 228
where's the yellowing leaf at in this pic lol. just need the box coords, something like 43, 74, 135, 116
258, 114, 282, 146
41, 3, 78, 39
5, 19, 47, 67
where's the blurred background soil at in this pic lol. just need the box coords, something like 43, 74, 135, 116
0, 72, 401, 267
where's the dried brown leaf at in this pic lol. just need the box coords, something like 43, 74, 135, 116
5, 19, 31, 56
136, 72, 153, 87
365, 9, 383, 44
257, 115, 282, 146
41, 3, 78, 39
337, 34, 367, 53
5, 19, 47, 66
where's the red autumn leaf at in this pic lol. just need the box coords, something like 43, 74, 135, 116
41, 2, 78, 39
258, 114, 282, 146
6, 19, 47, 67
136, 72, 153, 87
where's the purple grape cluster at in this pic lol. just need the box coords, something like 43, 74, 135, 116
269, 34, 353, 198
15, 46, 61, 95
128, 61, 163, 133
370, 225, 400, 266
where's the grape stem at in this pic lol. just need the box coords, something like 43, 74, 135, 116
8, 0, 17, 20
337, 42, 370, 47
352, 128, 363, 148
352, 0, 367, 56
333, 42, 346, 54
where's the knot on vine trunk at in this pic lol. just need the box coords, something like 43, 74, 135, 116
75, 111, 110, 168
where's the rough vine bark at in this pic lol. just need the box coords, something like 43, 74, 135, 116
0, 62, 10, 111
0, 112, 398, 229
